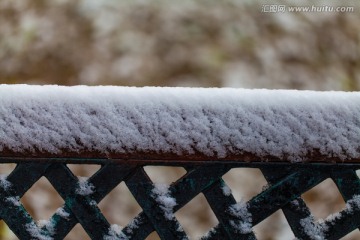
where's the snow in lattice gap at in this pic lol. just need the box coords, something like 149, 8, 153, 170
76, 176, 95, 196
203, 227, 217, 239
0, 174, 11, 190
221, 184, 232, 196
37, 219, 56, 236
299, 216, 326, 240
104, 224, 128, 240
55, 207, 70, 220
124, 218, 141, 235
151, 183, 177, 220
5, 196, 21, 206
25, 222, 53, 240
228, 200, 252, 234
1, 85, 360, 162
299, 194, 360, 240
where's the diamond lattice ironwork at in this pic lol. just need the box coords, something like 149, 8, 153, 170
0, 160, 359, 240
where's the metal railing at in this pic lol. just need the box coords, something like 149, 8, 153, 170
0, 157, 359, 240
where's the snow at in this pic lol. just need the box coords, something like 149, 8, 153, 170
290, 199, 301, 209
202, 227, 217, 239
104, 224, 128, 240
300, 194, 360, 240
1, 85, 360, 162
5, 196, 21, 206
25, 222, 53, 240
221, 184, 232, 196
344, 194, 360, 210
37, 219, 56, 235
76, 177, 95, 196
0, 174, 11, 190
323, 194, 360, 223
125, 218, 141, 235
299, 216, 326, 240
151, 183, 177, 220
228, 200, 252, 234
55, 207, 70, 220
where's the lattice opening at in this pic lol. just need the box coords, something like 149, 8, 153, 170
222, 168, 268, 202
175, 193, 218, 239
64, 223, 90, 240
143, 166, 187, 184
0, 163, 16, 175
302, 178, 346, 220
341, 228, 360, 240
145, 231, 160, 240
20, 176, 65, 222
66, 164, 101, 178
253, 209, 295, 240
98, 181, 142, 227
0, 220, 17, 240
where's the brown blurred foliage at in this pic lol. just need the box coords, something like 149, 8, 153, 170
0, 0, 359, 89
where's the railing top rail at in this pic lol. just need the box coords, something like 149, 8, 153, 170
1, 85, 360, 163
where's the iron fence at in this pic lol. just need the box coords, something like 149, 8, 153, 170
0, 158, 359, 240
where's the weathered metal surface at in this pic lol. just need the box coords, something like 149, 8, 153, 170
0, 159, 359, 239
2, 147, 360, 163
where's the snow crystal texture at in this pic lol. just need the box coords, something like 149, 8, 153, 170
1, 85, 360, 162
299, 194, 360, 240
76, 177, 95, 196
0, 174, 11, 190
25, 222, 53, 240
229, 201, 252, 234
104, 224, 128, 240
152, 184, 177, 220
55, 207, 70, 220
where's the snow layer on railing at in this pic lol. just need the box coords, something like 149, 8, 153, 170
1, 85, 360, 162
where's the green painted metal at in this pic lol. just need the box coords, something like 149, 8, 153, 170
0, 160, 359, 239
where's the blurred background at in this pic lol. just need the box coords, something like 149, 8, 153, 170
0, 0, 359, 239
